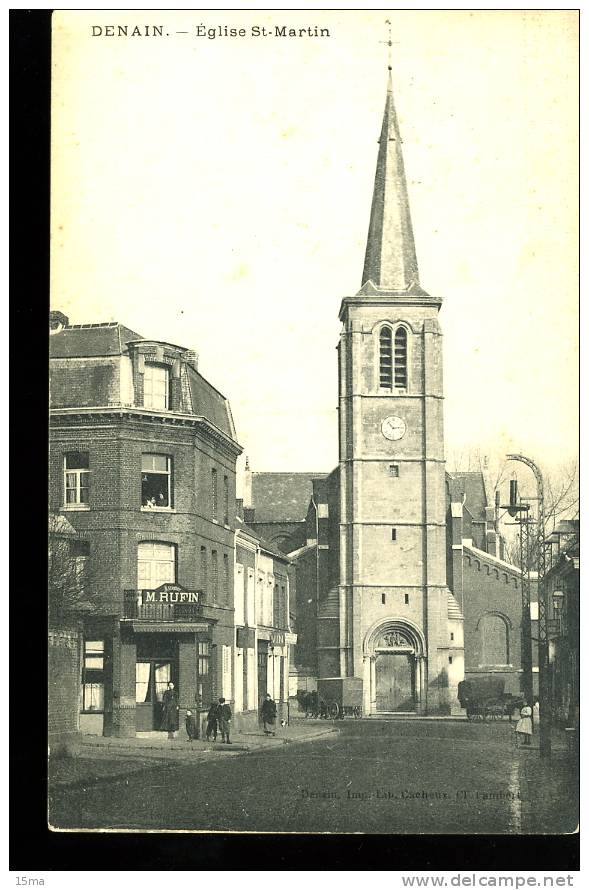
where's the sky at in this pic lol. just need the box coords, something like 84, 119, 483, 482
51, 10, 578, 482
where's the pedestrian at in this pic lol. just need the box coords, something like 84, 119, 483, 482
261, 693, 277, 736
161, 681, 179, 740
185, 709, 198, 741
533, 698, 540, 727
206, 700, 219, 741
217, 697, 232, 744
515, 701, 533, 747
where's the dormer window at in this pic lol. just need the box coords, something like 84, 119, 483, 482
144, 363, 169, 410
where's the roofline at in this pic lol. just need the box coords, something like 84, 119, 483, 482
49, 406, 242, 455
286, 543, 317, 559
251, 471, 329, 477
463, 542, 538, 579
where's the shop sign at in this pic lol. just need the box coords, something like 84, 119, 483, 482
144, 583, 199, 604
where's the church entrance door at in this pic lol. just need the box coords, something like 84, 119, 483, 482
375, 653, 416, 712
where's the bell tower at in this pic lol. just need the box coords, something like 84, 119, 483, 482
332, 66, 460, 715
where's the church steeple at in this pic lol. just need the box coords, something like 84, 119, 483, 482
360, 71, 422, 295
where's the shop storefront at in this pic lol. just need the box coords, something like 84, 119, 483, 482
80, 583, 217, 737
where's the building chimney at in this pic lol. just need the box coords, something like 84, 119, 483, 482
49, 310, 69, 334
184, 350, 198, 370
243, 456, 253, 508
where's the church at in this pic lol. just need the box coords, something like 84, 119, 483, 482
244, 70, 532, 716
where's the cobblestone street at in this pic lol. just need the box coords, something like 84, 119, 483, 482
49, 719, 578, 834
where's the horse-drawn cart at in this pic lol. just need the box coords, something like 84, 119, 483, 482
458, 678, 524, 723
316, 677, 363, 719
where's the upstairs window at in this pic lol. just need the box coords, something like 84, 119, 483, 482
223, 475, 229, 526
200, 546, 207, 595
379, 327, 393, 389
70, 540, 90, 580
273, 583, 280, 628
223, 553, 230, 604
394, 327, 408, 388
144, 363, 169, 410
137, 542, 176, 590
211, 550, 219, 601
141, 454, 172, 509
64, 452, 90, 506
211, 468, 218, 521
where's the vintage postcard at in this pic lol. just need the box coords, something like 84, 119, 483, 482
48, 9, 579, 837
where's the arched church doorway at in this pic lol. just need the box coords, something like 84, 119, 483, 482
363, 621, 426, 715
375, 649, 415, 712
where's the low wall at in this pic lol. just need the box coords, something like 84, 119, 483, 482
48, 625, 82, 755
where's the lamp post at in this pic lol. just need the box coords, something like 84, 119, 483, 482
503, 481, 534, 709
506, 454, 551, 758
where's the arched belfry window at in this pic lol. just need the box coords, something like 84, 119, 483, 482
394, 327, 408, 388
379, 327, 393, 389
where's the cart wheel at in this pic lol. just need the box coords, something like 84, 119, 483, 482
328, 701, 340, 720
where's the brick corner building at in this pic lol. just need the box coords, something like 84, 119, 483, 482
49, 317, 288, 738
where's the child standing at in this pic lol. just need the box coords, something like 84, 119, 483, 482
515, 702, 533, 747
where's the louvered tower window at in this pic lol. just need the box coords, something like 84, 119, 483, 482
379, 327, 393, 389
394, 327, 408, 388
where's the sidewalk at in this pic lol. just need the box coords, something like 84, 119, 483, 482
516, 726, 579, 834
50, 722, 338, 789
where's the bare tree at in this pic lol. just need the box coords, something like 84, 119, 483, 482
48, 513, 98, 625
499, 460, 579, 569
447, 448, 578, 569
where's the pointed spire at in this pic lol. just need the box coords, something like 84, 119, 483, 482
360, 71, 421, 294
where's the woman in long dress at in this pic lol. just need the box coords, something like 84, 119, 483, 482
161, 681, 179, 740
515, 702, 533, 747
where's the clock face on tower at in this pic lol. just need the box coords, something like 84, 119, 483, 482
381, 415, 406, 441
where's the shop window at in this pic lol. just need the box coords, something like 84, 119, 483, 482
211, 468, 218, 521
379, 326, 393, 389
223, 475, 229, 526
196, 640, 211, 705
82, 640, 104, 712
394, 327, 408, 388
143, 363, 170, 410
137, 541, 176, 590
64, 452, 90, 506
141, 454, 172, 509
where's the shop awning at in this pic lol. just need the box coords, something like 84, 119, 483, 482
125, 621, 212, 634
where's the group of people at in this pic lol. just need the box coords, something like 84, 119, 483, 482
204, 698, 233, 743
161, 683, 280, 742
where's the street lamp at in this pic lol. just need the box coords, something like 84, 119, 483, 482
506, 453, 551, 759
500, 474, 534, 710
552, 589, 564, 611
